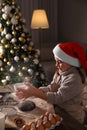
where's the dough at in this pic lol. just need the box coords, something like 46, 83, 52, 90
18, 100, 36, 111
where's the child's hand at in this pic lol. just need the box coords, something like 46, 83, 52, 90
15, 85, 34, 99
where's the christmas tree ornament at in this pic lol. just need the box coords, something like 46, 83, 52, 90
29, 55, 32, 58
0, 45, 4, 54
11, 38, 17, 43
1, 38, 6, 43
6, 21, 11, 26
2, 13, 7, 20
11, 16, 18, 25
6, 34, 12, 40
27, 37, 30, 41
9, 13, 13, 18
12, 1, 15, 5
10, 50, 14, 54
0, 67, 4, 71
18, 25, 22, 29
18, 72, 23, 77
21, 33, 25, 37
28, 46, 33, 51
40, 74, 45, 80
10, 66, 15, 72
14, 46, 18, 50
28, 69, 33, 75
24, 57, 29, 62
0, 60, 3, 66
22, 66, 27, 71
33, 59, 39, 64
24, 77, 30, 82
2, 8, 4, 12
14, 56, 19, 62
29, 41, 34, 46
2, 2, 5, 6
4, 58, 7, 62
0, 23, 2, 28
21, 46, 25, 50
35, 54, 39, 58
18, 12, 22, 17
19, 37, 24, 42
21, 54, 26, 59
1, 79, 7, 85
35, 72, 39, 76
15, 26, 19, 30
7, 61, 11, 66
4, 5, 11, 14
0, 28, 2, 32
6, 76, 10, 81
5, 44, 10, 48
0, 54, 2, 58
36, 49, 40, 55
1, 31, 4, 36
16, 15, 19, 20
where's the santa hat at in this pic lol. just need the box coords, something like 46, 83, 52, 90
53, 42, 87, 75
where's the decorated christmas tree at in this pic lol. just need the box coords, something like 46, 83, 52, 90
0, 0, 47, 87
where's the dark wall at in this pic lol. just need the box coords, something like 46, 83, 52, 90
58, 0, 87, 48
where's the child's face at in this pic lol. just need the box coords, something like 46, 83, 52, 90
54, 56, 71, 73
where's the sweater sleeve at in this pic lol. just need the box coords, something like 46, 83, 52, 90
39, 73, 61, 93
46, 73, 83, 105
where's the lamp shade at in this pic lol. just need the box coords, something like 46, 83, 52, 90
31, 9, 49, 29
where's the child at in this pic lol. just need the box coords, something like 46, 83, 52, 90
16, 42, 87, 125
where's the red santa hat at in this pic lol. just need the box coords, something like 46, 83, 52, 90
53, 42, 87, 75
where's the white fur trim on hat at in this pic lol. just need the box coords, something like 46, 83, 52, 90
53, 45, 81, 67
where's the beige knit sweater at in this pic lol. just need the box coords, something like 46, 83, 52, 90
40, 67, 85, 123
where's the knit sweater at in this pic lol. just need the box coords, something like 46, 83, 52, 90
40, 67, 85, 123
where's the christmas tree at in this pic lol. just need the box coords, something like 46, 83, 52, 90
0, 0, 47, 87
